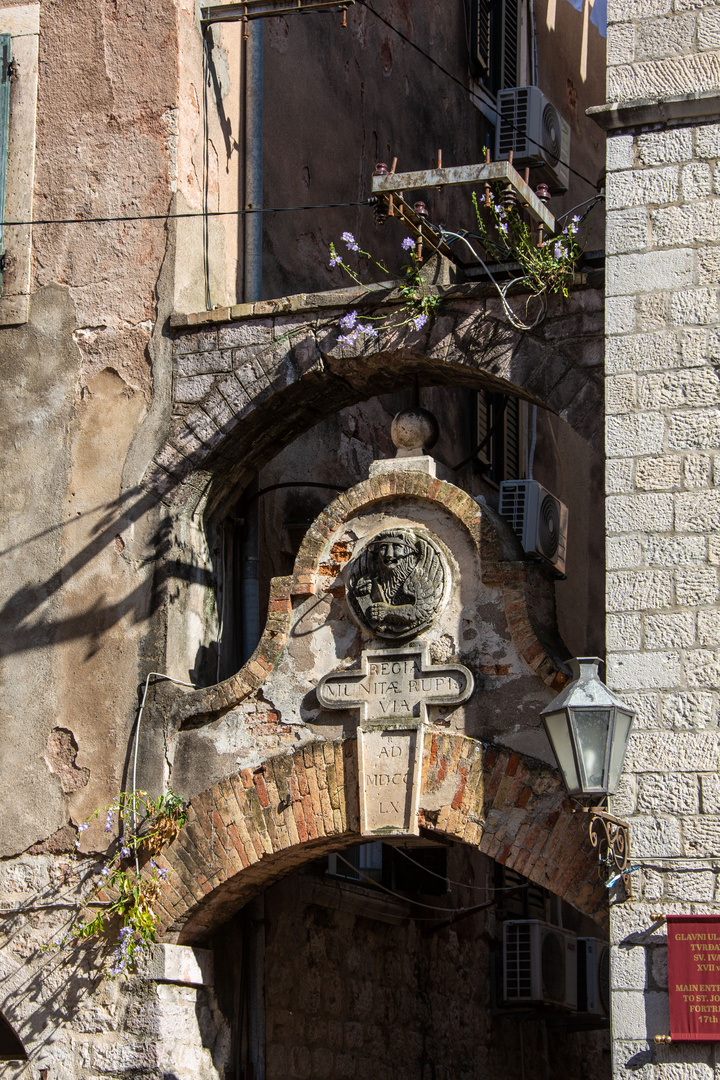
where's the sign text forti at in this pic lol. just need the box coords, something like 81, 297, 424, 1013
668, 915, 720, 1041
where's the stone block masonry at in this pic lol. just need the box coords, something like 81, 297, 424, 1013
601, 4, 720, 1075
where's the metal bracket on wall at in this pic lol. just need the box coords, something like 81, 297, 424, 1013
578, 805, 634, 900
201, 0, 354, 24
371, 160, 557, 235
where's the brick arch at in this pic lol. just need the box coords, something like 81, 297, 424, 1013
170, 469, 568, 729
145, 284, 603, 506
151, 734, 607, 945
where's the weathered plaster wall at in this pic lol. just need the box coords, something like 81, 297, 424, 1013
0, 0, 185, 859
600, 1, 720, 1075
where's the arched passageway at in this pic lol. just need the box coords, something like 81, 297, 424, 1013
153, 734, 606, 945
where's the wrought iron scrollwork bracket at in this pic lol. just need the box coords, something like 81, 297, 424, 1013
576, 805, 633, 899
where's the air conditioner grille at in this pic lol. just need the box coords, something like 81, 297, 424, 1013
505, 921, 533, 999
542, 102, 562, 165
542, 931, 567, 1002
499, 482, 526, 535
538, 493, 559, 559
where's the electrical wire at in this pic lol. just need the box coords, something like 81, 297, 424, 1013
391, 845, 538, 898
557, 194, 604, 223
334, 852, 460, 913
131, 672, 195, 874
356, 0, 600, 193
440, 227, 547, 331
0, 199, 371, 229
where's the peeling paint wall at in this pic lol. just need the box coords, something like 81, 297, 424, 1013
0, 0, 610, 1074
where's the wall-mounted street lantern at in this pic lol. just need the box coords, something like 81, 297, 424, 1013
541, 657, 636, 894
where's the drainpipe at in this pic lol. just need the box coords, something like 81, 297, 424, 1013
246, 894, 266, 1080
244, 19, 263, 302
240, 479, 260, 664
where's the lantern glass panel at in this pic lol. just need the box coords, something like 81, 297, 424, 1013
543, 711, 580, 792
608, 707, 634, 793
573, 708, 611, 790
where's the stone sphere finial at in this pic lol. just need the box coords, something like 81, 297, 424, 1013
391, 407, 439, 456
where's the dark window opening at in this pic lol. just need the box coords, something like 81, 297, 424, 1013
468, 0, 522, 94
327, 842, 448, 897
476, 391, 523, 485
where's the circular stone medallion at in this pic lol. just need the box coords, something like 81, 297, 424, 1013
346, 527, 450, 641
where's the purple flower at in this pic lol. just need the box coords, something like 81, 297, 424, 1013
119, 926, 132, 940
553, 243, 563, 259
101, 866, 111, 877
158, 868, 168, 881
329, 253, 342, 268
357, 323, 377, 337
340, 310, 358, 330
412, 314, 427, 330
341, 231, 359, 252
104, 810, 114, 833
401, 237, 415, 251
78, 822, 89, 832
499, 221, 509, 235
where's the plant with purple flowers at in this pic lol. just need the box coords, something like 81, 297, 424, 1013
328, 232, 441, 346
471, 186, 583, 299
54, 788, 187, 977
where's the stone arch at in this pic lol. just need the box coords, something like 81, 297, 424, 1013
0, 1010, 27, 1062
146, 285, 603, 510
151, 734, 607, 946
169, 469, 568, 729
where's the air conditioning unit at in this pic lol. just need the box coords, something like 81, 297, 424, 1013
495, 85, 571, 193
503, 920, 578, 1009
577, 937, 610, 1017
499, 479, 568, 576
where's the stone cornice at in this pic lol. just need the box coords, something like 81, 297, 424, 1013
588, 90, 720, 132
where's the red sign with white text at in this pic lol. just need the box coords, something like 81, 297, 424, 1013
668, 915, 720, 1040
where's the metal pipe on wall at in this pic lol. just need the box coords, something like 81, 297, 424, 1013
240, 484, 260, 664
245, 894, 266, 1080
244, 19, 263, 302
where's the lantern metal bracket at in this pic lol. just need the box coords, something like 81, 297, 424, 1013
576, 805, 633, 899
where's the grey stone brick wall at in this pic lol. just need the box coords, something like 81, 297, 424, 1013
603, 3, 720, 1074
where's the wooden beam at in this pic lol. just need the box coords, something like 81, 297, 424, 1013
372, 160, 556, 233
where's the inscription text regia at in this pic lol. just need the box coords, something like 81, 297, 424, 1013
317, 644, 474, 836
317, 646, 472, 724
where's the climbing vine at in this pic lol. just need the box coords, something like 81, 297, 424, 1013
53, 790, 186, 977
328, 232, 441, 346
471, 187, 582, 299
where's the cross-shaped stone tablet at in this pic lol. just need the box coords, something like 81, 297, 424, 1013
316, 642, 473, 724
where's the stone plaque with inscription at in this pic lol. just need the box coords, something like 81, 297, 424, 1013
317, 644, 473, 836
316, 644, 473, 724
357, 726, 422, 836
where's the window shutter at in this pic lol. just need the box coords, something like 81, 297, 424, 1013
468, 0, 491, 83
0, 35, 11, 291
504, 395, 520, 480
498, 0, 521, 91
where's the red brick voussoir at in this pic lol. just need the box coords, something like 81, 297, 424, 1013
152, 735, 606, 944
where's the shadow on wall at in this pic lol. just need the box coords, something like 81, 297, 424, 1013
0, 484, 205, 660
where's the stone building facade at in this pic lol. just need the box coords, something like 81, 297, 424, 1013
589, 0, 720, 1076
10, 0, 715, 1078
